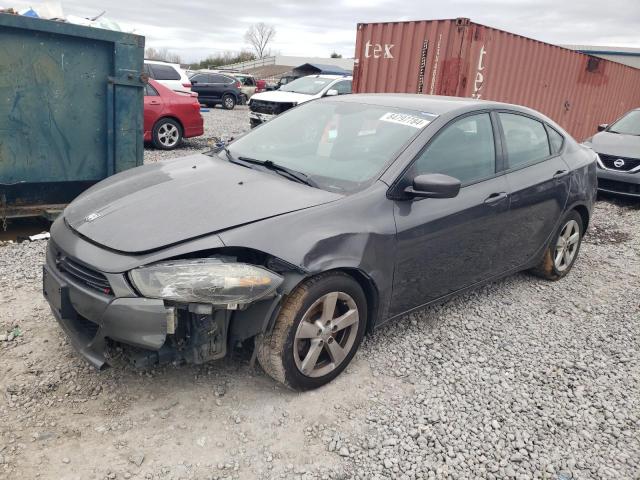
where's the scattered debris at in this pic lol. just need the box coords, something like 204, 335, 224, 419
28, 232, 50, 241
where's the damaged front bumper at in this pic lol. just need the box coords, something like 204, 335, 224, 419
43, 242, 279, 369
248, 110, 275, 127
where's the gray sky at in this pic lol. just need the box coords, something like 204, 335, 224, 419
12, 0, 640, 62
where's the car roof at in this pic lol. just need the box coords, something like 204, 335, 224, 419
144, 59, 181, 68
329, 93, 537, 115
302, 74, 353, 80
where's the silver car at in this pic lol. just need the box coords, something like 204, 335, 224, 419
584, 108, 640, 198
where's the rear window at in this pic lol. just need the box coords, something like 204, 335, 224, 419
149, 64, 181, 81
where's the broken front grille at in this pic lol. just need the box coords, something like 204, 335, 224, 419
250, 100, 295, 115
57, 256, 112, 294
599, 154, 640, 172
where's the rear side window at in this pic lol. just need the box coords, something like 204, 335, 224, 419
144, 84, 159, 96
499, 113, 550, 168
149, 65, 181, 81
547, 126, 564, 154
413, 113, 496, 185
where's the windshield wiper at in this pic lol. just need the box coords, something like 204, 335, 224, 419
236, 156, 318, 188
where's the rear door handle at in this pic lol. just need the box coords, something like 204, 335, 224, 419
149, 100, 160, 105
484, 192, 508, 205
553, 169, 569, 179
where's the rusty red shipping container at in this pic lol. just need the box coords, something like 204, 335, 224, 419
353, 18, 640, 140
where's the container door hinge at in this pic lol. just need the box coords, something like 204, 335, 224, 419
1, 194, 7, 231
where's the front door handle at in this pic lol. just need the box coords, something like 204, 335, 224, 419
553, 169, 569, 179
484, 192, 508, 205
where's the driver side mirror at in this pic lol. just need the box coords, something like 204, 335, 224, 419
325, 89, 339, 97
404, 173, 461, 199
597, 123, 608, 132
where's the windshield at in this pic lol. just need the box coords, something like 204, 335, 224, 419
221, 101, 437, 193
608, 110, 640, 135
280, 77, 334, 95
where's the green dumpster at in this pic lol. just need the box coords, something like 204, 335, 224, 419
0, 13, 145, 220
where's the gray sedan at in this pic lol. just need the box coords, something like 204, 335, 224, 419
43, 94, 597, 390
584, 108, 640, 197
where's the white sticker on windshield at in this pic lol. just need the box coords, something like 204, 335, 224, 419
380, 112, 431, 129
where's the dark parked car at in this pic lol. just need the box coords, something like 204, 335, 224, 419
190, 72, 242, 109
43, 95, 597, 390
584, 108, 640, 197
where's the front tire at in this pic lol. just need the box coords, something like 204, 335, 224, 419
222, 94, 236, 110
152, 118, 182, 150
530, 210, 583, 280
256, 272, 367, 390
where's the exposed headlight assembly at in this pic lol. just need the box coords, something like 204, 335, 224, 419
129, 259, 283, 308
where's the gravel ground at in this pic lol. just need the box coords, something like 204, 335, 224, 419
0, 106, 638, 479
143, 106, 251, 164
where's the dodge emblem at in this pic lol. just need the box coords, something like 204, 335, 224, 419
613, 158, 625, 168
84, 212, 101, 222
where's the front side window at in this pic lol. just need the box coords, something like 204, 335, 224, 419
190, 73, 208, 83
209, 74, 226, 83
607, 110, 640, 135
280, 77, 335, 95
222, 101, 438, 193
412, 113, 496, 185
331, 80, 352, 95
150, 65, 181, 81
499, 113, 550, 168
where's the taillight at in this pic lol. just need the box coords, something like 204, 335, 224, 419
235, 81, 241, 89
182, 82, 192, 88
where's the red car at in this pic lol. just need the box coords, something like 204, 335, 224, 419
144, 79, 204, 150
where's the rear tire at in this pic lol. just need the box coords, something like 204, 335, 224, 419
256, 272, 367, 390
152, 118, 182, 150
222, 94, 236, 110
530, 210, 583, 280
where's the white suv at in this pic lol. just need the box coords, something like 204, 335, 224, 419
144, 60, 192, 93
248, 75, 352, 127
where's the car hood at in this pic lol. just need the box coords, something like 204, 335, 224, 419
251, 90, 316, 104
64, 153, 342, 253
590, 131, 640, 158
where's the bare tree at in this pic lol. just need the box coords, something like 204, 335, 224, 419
244, 23, 276, 59
145, 47, 182, 64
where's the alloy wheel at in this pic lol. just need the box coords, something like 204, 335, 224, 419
224, 96, 235, 109
293, 291, 359, 378
554, 219, 580, 272
157, 123, 179, 147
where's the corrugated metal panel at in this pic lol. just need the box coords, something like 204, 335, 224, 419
0, 13, 145, 216
354, 19, 640, 140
